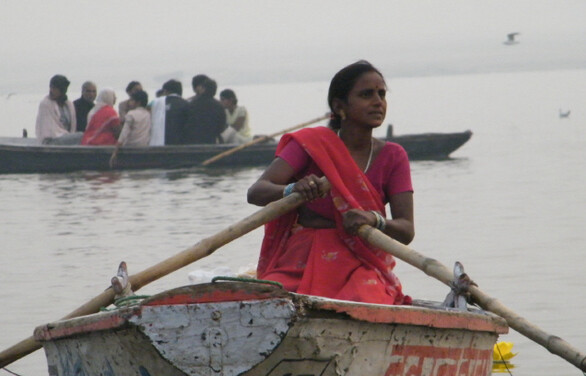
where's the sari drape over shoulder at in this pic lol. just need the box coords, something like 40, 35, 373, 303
258, 126, 410, 305
81, 105, 120, 145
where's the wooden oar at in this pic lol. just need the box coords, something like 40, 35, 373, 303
200, 113, 330, 166
0, 178, 329, 368
357, 224, 586, 372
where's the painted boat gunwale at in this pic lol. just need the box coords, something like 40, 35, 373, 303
33, 281, 507, 343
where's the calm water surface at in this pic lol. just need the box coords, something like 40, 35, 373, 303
1, 70, 585, 375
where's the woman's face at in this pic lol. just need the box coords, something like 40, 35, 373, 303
340, 71, 387, 128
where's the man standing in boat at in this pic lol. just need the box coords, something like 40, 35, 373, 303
73, 81, 97, 132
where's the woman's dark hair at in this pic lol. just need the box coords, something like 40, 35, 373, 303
327, 60, 385, 129
125, 81, 141, 94
219, 89, 237, 105
130, 90, 148, 107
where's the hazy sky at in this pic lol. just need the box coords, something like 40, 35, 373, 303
1, 0, 585, 93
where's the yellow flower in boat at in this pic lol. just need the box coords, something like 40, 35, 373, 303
492, 342, 517, 373
493, 341, 517, 361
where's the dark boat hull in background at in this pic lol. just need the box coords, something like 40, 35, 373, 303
0, 130, 472, 174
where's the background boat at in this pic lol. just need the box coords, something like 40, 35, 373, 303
0, 127, 472, 174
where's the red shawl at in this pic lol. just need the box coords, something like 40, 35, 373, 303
81, 106, 120, 145
258, 126, 410, 305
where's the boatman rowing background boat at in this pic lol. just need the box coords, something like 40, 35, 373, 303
248, 60, 415, 305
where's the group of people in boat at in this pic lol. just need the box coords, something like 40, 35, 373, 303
34, 74, 252, 147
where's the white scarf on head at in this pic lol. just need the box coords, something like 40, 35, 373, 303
87, 88, 116, 123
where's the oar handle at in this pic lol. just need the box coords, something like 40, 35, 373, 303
357, 224, 586, 372
201, 113, 330, 166
0, 177, 330, 368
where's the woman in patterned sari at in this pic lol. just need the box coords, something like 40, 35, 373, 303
247, 61, 415, 305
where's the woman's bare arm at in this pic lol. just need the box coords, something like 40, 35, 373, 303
247, 157, 329, 206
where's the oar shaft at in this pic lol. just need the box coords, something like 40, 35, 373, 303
201, 113, 330, 166
0, 178, 328, 368
357, 224, 586, 372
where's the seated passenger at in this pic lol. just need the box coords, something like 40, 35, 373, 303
73, 81, 97, 132
81, 88, 120, 145
186, 74, 209, 103
35, 74, 78, 144
149, 79, 189, 146
118, 90, 151, 146
183, 78, 226, 144
219, 89, 252, 144
118, 81, 143, 119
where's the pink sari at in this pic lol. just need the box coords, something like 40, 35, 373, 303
258, 126, 410, 305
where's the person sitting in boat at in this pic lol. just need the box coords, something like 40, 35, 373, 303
81, 88, 121, 145
73, 81, 97, 132
118, 81, 143, 119
247, 60, 414, 305
186, 74, 209, 103
149, 79, 189, 146
219, 89, 252, 145
35, 74, 78, 144
109, 90, 151, 167
118, 90, 151, 146
183, 77, 227, 144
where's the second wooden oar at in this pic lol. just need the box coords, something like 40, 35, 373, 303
357, 224, 586, 372
0, 178, 329, 368
200, 113, 330, 166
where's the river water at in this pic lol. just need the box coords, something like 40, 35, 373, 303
1, 69, 585, 375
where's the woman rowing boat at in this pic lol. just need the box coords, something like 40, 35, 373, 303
247, 60, 415, 305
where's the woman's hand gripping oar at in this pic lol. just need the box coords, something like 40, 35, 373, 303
356, 224, 586, 372
0, 177, 330, 368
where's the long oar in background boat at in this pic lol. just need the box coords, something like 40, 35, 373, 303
0, 178, 330, 368
200, 113, 330, 166
357, 225, 586, 372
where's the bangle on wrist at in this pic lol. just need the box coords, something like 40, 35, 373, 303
283, 183, 295, 197
370, 210, 386, 231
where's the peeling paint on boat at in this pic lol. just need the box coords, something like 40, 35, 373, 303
34, 282, 506, 376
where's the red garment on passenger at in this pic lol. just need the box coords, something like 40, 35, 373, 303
81, 106, 120, 145
257, 126, 410, 305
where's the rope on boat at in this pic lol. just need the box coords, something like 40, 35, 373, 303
211, 276, 283, 288
99, 295, 151, 311
113, 295, 151, 307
